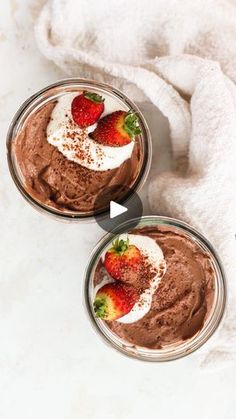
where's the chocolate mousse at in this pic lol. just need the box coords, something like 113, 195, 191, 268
13, 91, 143, 214
93, 225, 215, 349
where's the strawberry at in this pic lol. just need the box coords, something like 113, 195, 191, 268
91, 110, 141, 146
71, 91, 105, 128
93, 282, 138, 321
104, 237, 142, 281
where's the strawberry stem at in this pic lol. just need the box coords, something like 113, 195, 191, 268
93, 297, 107, 319
111, 236, 129, 254
124, 111, 141, 138
84, 91, 105, 103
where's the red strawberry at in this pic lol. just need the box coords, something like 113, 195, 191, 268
91, 110, 141, 146
93, 282, 138, 321
104, 237, 142, 281
71, 91, 105, 128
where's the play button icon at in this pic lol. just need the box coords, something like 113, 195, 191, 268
110, 201, 128, 219
93, 184, 143, 233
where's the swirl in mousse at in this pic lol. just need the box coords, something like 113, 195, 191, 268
13, 89, 143, 214
93, 225, 215, 349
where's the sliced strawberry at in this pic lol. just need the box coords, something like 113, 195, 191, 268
71, 91, 105, 128
93, 282, 138, 321
91, 110, 141, 146
104, 237, 142, 281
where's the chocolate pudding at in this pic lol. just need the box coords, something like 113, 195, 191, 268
93, 225, 215, 349
12, 87, 144, 214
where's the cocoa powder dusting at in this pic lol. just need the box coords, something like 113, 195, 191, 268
14, 102, 142, 212
94, 225, 215, 349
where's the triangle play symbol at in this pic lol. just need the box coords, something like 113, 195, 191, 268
110, 201, 128, 219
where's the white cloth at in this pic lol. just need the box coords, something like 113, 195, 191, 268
35, 0, 236, 368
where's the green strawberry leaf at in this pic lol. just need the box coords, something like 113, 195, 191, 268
111, 236, 129, 254
94, 297, 107, 319
124, 111, 141, 138
84, 91, 105, 103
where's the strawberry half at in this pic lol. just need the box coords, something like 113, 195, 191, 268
91, 110, 141, 146
71, 91, 105, 128
104, 237, 142, 281
93, 282, 138, 321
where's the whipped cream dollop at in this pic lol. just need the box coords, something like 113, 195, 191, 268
99, 234, 167, 324
47, 92, 134, 172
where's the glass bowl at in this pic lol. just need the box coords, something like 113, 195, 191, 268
84, 216, 226, 361
7, 79, 151, 222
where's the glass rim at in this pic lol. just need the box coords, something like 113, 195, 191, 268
6, 78, 152, 222
83, 215, 227, 362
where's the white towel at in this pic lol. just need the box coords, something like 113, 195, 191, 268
35, 0, 236, 368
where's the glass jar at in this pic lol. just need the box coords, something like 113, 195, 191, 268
7, 79, 151, 222
84, 216, 226, 361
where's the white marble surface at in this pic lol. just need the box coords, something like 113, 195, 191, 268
0, 1, 235, 419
